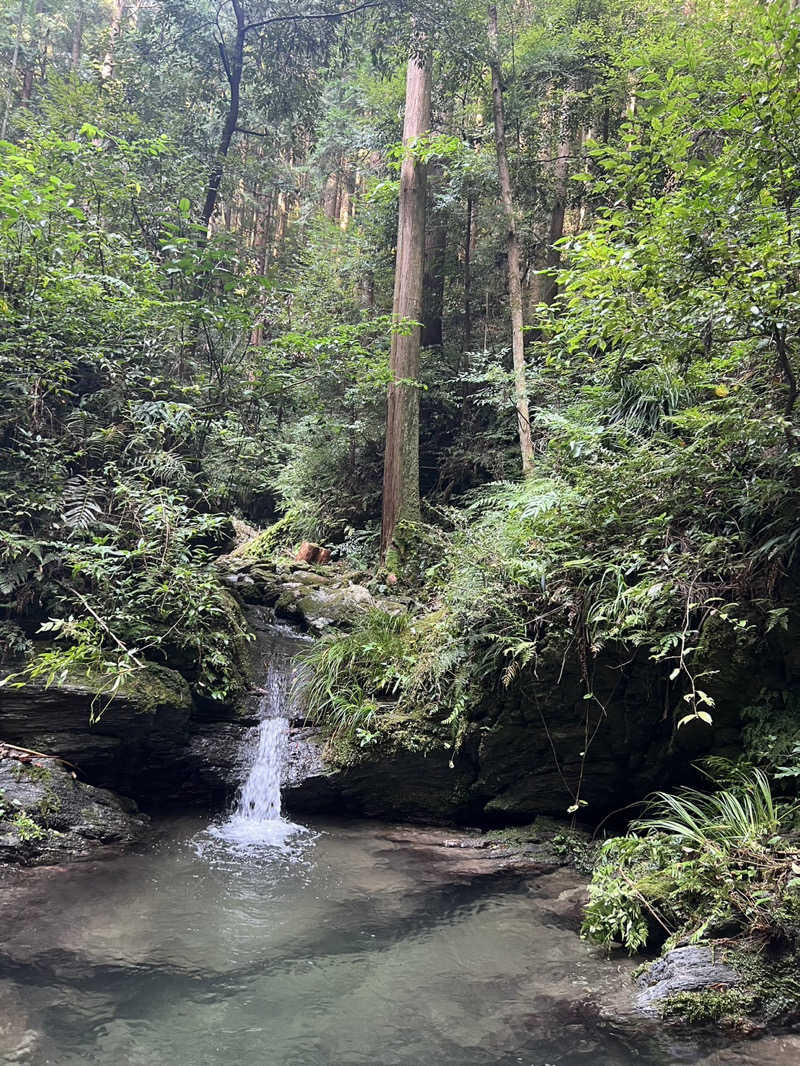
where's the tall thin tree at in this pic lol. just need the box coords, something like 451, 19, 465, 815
381, 44, 431, 559
488, 2, 534, 474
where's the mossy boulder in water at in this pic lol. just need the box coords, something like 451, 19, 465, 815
0, 754, 148, 865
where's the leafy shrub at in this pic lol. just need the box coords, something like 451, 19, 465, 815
583, 770, 800, 953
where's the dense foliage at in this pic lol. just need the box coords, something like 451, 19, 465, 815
2, 0, 800, 744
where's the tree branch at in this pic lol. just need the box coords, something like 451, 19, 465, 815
245, 0, 378, 33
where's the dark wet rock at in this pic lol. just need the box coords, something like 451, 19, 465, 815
0, 756, 148, 865
285, 738, 477, 822
0, 661, 193, 799
635, 946, 742, 1014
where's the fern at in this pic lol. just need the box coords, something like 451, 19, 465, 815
61, 476, 103, 534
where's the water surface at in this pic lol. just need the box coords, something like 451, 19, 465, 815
0, 816, 796, 1066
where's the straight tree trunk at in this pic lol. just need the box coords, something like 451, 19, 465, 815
0, 0, 26, 140
201, 0, 245, 230
70, 3, 84, 72
20, 0, 43, 105
530, 95, 572, 310
421, 206, 446, 348
381, 45, 431, 560
488, 3, 534, 475
462, 194, 475, 351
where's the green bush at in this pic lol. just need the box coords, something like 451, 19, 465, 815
583, 770, 800, 953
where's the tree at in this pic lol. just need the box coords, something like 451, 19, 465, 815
381, 43, 432, 560
487, 2, 534, 474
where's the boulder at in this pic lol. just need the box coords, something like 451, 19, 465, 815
0, 755, 148, 865
635, 947, 742, 1014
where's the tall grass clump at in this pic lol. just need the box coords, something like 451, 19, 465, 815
299, 610, 414, 742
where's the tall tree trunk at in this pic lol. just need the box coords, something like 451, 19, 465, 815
339, 165, 355, 230
462, 194, 475, 352
70, 2, 84, 72
20, 0, 42, 105
272, 189, 288, 260
1, 0, 26, 140
531, 94, 572, 309
201, 0, 245, 230
100, 0, 126, 83
421, 205, 446, 348
381, 45, 431, 560
488, 3, 534, 475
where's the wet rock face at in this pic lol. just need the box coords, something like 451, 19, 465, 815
0, 756, 148, 865
281, 642, 680, 824
0, 662, 193, 799
635, 947, 742, 1014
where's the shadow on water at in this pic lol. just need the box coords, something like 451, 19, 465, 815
0, 815, 794, 1066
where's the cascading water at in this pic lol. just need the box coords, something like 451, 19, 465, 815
211, 624, 309, 849
236, 717, 287, 823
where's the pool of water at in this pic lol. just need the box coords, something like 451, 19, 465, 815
0, 815, 796, 1066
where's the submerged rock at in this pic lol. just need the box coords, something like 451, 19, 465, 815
0, 755, 148, 865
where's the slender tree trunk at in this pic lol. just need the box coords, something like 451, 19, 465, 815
531, 95, 572, 309
462, 194, 475, 351
381, 45, 431, 560
0, 0, 26, 140
201, 0, 245, 230
20, 0, 43, 105
488, 3, 534, 475
339, 165, 355, 230
100, 0, 126, 83
70, 2, 84, 72
421, 205, 446, 348
272, 189, 288, 260
322, 172, 338, 219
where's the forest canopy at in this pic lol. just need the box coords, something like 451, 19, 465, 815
1, 0, 799, 742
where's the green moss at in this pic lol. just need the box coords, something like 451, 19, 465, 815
11, 810, 45, 843
232, 513, 301, 560
662, 987, 754, 1025
117, 663, 192, 714
12, 763, 52, 784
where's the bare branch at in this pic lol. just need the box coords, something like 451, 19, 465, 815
245, 0, 379, 33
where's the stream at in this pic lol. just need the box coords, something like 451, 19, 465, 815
3, 816, 800, 1065
1, 628, 799, 1064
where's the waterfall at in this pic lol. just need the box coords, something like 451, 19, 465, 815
211, 624, 309, 849
235, 717, 288, 823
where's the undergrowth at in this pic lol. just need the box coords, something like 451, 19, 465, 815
582, 768, 800, 954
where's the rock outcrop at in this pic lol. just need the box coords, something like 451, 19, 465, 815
635, 947, 742, 1015
0, 661, 195, 798
0, 753, 148, 865
220, 557, 380, 632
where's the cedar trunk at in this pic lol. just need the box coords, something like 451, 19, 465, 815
381, 47, 431, 558
488, 3, 534, 475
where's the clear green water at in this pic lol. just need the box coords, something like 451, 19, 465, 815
0, 816, 794, 1066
